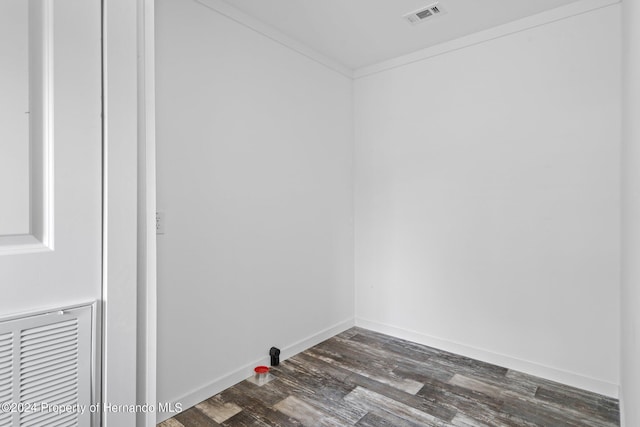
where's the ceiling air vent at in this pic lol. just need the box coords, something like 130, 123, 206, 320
404, 3, 447, 25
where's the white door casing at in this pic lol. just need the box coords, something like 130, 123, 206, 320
101, 0, 140, 424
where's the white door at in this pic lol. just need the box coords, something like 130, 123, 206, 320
0, 0, 102, 314
0, 0, 102, 424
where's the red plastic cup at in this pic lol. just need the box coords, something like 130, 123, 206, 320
254, 366, 270, 375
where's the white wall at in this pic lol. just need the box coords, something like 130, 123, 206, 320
354, 5, 621, 395
155, 0, 354, 417
621, 0, 640, 423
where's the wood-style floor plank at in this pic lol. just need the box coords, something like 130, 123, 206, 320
195, 396, 242, 424
159, 327, 620, 427
159, 418, 187, 427
220, 411, 270, 427
174, 407, 221, 427
306, 341, 424, 394
273, 358, 365, 424
219, 382, 305, 427
344, 386, 449, 427
355, 409, 427, 427
273, 395, 347, 427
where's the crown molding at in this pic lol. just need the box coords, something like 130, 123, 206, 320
194, 0, 354, 79
354, 0, 620, 79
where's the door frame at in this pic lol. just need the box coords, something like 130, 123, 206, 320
102, 0, 157, 425
136, 0, 158, 425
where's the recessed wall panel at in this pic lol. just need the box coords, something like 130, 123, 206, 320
0, 0, 30, 236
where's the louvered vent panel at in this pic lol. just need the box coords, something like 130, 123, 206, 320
0, 333, 13, 427
0, 305, 94, 427
20, 319, 79, 427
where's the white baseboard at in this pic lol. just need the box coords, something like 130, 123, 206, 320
156, 317, 355, 423
355, 317, 619, 399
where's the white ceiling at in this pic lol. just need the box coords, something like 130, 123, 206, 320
220, 0, 583, 70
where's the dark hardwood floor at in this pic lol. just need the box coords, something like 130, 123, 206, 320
158, 327, 619, 427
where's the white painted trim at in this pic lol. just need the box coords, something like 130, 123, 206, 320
193, 0, 353, 79
137, 0, 157, 425
0, 300, 96, 323
90, 300, 102, 427
102, 0, 139, 425
354, 0, 621, 79
156, 317, 356, 424
157, 0, 620, 82
355, 318, 619, 399
0, 235, 50, 255
39, 0, 54, 251
619, 386, 625, 426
